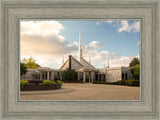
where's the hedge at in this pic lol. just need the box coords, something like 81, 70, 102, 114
93, 80, 139, 86
57, 80, 64, 85
125, 80, 139, 86
20, 80, 29, 88
43, 80, 55, 85
93, 81, 117, 85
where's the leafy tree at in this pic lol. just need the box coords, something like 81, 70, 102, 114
21, 57, 40, 69
130, 65, 140, 80
62, 69, 77, 81
129, 57, 140, 67
20, 63, 28, 75
129, 57, 140, 80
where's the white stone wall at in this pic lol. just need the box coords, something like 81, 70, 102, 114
105, 67, 134, 82
21, 69, 39, 80
106, 68, 121, 82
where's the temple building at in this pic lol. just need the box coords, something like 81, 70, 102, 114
21, 32, 133, 82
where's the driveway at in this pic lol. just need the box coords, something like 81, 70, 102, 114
20, 83, 140, 100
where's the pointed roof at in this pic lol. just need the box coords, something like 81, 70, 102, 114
60, 55, 83, 70
80, 57, 95, 69
60, 32, 95, 71
60, 55, 95, 71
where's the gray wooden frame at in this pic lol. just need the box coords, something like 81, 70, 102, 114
0, 0, 159, 119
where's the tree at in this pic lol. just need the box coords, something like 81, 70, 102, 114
129, 57, 140, 67
129, 57, 140, 80
20, 63, 27, 75
21, 57, 40, 69
130, 65, 140, 80
62, 69, 77, 81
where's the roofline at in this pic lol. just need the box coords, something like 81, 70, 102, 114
80, 57, 95, 68
60, 58, 69, 70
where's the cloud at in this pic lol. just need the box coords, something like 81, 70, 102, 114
96, 20, 114, 26
81, 43, 137, 68
21, 21, 78, 56
88, 41, 103, 49
105, 20, 113, 24
96, 20, 140, 33
21, 55, 64, 69
118, 20, 129, 32
109, 55, 139, 67
21, 21, 64, 36
118, 20, 140, 32
96, 21, 100, 25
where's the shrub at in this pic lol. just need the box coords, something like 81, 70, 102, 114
20, 80, 28, 88
43, 80, 54, 85
116, 80, 126, 85
57, 80, 63, 85
93, 81, 117, 85
125, 80, 139, 86
52, 81, 56, 84
62, 69, 77, 81
30, 80, 43, 85
93, 80, 139, 86
116, 81, 121, 85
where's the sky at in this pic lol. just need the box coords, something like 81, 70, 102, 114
20, 20, 140, 69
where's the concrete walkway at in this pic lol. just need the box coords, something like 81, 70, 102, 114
20, 83, 140, 100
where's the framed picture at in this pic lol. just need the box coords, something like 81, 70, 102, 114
20, 19, 141, 101
0, 0, 159, 119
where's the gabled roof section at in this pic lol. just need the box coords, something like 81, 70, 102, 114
80, 57, 95, 69
71, 56, 84, 67
60, 58, 69, 70
60, 55, 84, 70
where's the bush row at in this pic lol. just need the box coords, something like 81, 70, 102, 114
20, 80, 63, 87
93, 81, 117, 85
93, 80, 140, 86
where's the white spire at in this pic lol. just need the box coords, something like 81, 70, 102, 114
78, 31, 82, 61
107, 55, 109, 68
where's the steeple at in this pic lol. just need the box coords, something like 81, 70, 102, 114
107, 55, 110, 68
78, 32, 82, 61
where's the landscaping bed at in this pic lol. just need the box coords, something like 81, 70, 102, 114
21, 83, 62, 91
20, 80, 63, 91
